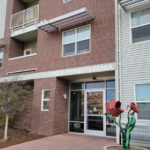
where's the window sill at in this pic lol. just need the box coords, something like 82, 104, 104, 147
62, 51, 90, 58
9, 53, 37, 60
41, 110, 49, 112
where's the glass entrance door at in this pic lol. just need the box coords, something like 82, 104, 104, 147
84, 90, 106, 136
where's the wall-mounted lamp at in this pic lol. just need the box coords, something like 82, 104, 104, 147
92, 77, 96, 80
63, 94, 67, 100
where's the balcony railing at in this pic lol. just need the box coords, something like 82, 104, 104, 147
11, 5, 39, 31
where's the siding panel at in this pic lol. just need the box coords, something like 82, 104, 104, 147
0, 0, 7, 39
119, 7, 150, 125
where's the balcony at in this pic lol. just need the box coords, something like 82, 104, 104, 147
10, 5, 39, 42
118, 0, 150, 12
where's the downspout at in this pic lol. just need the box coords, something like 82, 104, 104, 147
115, 0, 122, 144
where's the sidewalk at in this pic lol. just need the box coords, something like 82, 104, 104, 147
1, 134, 117, 150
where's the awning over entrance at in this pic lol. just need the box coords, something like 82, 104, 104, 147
37, 7, 95, 33
118, 0, 150, 11
0, 40, 6, 48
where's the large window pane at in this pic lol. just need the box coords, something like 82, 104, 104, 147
87, 91, 103, 115
69, 122, 84, 133
131, 11, 140, 27
106, 89, 115, 103
44, 90, 50, 99
71, 82, 84, 90
106, 124, 116, 137
77, 40, 90, 54
87, 116, 103, 131
86, 82, 105, 89
132, 25, 150, 43
70, 91, 84, 121
63, 43, 75, 56
136, 84, 150, 101
0, 59, 2, 68
0, 49, 3, 58
106, 80, 115, 88
137, 103, 150, 120
141, 8, 150, 25
63, 29, 75, 44
43, 101, 49, 110
77, 25, 90, 41
131, 8, 150, 27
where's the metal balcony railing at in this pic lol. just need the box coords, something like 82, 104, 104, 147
10, 5, 39, 30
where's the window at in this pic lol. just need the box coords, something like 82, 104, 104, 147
41, 90, 50, 111
26, 8, 33, 20
63, 25, 90, 57
131, 8, 150, 43
0, 49, 4, 68
135, 84, 150, 120
24, 49, 31, 55
64, 0, 71, 3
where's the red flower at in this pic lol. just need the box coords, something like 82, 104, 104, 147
106, 99, 124, 117
127, 103, 139, 115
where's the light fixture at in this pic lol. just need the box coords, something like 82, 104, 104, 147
63, 94, 67, 100
93, 77, 96, 80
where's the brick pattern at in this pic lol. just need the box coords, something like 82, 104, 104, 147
1, 0, 115, 136
0, 0, 115, 77
12, 0, 26, 14
9, 38, 24, 58
31, 78, 69, 135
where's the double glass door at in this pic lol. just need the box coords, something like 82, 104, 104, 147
69, 81, 116, 137
84, 90, 105, 136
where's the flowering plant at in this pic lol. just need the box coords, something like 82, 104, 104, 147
105, 99, 139, 150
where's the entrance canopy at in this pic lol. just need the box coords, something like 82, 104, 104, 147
37, 7, 95, 33
118, 0, 150, 11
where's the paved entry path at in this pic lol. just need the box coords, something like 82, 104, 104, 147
1, 134, 117, 150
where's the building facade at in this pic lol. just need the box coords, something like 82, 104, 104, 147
116, 0, 150, 147
0, 0, 116, 138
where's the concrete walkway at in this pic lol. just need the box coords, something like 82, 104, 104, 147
1, 134, 117, 150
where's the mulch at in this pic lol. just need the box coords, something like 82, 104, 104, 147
0, 128, 46, 149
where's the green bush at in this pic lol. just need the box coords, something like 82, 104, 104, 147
0, 113, 5, 127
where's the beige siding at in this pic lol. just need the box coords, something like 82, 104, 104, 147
24, 40, 37, 54
0, 0, 7, 39
27, 0, 39, 8
118, 6, 150, 125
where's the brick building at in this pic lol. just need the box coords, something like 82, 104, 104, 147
0, 0, 116, 138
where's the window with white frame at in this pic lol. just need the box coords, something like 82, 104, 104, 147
26, 8, 33, 20
41, 90, 50, 111
135, 84, 150, 120
0, 49, 4, 68
24, 49, 31, 55
64, 0, 71, 3
131, 8, 150, 43
63, 25, 90, 57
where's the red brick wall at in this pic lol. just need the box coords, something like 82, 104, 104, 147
12, 0, 26, 14
0, 0, 115, 77
54, 78, 69, 134
9, 38, 24, 58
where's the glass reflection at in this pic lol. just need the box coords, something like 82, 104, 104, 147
106, 89, 115, 103
137, 103, 150, 120
71, 82, 84, 90
87, 92, 103, 115
106, 80, 115, 88
87, 116, 103, 131
86, 82, 105, 89
70, 122, 84, 133
70, 91, 84, 121
106, 124, 116, 136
